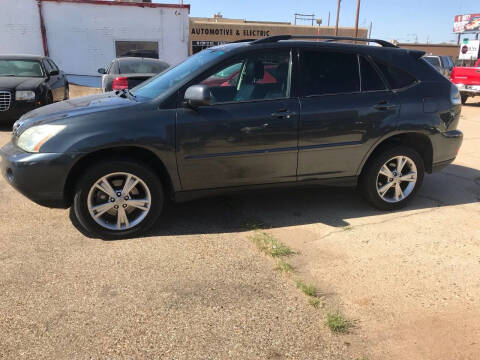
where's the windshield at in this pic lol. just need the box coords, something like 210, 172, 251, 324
0, 60, 44, 77
131, 49, 225, 99
119, 59, 170, 74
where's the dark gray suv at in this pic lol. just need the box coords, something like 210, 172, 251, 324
1, 35, 463, 239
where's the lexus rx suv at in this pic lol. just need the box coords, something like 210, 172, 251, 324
1, 35, 463, 239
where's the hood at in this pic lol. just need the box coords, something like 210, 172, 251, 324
14, 92, 139, 134
0, 76, 44, 91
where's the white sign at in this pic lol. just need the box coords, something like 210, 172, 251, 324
459, 40, 479, 60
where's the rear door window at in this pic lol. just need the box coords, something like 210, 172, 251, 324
360, 56, 386, 92
374, 61, 417, 89
299, 50, 360, 96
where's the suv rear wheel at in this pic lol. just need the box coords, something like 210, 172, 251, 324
72, 160, 164, 239
360, 146, 424, 210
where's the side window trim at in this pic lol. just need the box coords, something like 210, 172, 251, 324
357, 54, 362, 92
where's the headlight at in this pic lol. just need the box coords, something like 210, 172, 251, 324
15, 90, 36, 101
17, 124, 66, 153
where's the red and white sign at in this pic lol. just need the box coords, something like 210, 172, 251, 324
454, 14, 480, 33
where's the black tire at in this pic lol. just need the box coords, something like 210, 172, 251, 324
359, 146, 424, 211
461, 94, 468, 105
72, 159, 164, 240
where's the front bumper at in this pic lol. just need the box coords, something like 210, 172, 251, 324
0, 101, 39, 125
0, 141, 79, 208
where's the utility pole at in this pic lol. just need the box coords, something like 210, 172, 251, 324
327, 11, 330, 27
354, 0, 361, 40
335, 0, 341, 36
368, 21, 372, 40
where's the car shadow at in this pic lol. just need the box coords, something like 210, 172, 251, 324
139, 163, 479, 238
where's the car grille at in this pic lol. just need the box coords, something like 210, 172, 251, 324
0, 91, 12, 111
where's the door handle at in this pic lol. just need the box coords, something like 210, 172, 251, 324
374, 101, 397, 111
271, 109, 296, 119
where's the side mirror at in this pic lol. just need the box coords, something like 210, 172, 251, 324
98, 68, 106, 74
184, 84, 211, 108
49, 70, 59, 76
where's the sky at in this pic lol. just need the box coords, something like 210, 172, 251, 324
155, 0, 479, 44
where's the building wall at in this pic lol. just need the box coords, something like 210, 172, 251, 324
42, 1, 189, 76
190, 18, 368, 54
0, 0, 44, 56
398, 43, 460, 59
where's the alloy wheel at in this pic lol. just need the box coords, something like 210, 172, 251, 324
87, 172, 152, 231
376, 156, 417, 203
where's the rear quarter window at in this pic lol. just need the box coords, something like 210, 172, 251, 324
375, 61, 417, 89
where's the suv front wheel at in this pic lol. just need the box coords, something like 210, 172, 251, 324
360, 146, 425, 210
72, 160, 164, 239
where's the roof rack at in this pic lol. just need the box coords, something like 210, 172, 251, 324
251, 35, 398, 48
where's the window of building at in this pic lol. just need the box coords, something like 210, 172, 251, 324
375, 61, 417, 89
192, 41, 226, 54
299, 50, 360, 96
360, 56, 386, 92
197, 50, 291, 104
115, 41, 159, 59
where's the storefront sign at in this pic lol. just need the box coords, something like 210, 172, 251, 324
191, 27, 271, 37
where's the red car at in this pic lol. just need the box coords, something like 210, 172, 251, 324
450, 59, 480, 104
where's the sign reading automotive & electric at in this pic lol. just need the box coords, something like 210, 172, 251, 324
454, 14, 480, 33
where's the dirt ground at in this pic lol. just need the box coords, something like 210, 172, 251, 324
0, 92, 479, 359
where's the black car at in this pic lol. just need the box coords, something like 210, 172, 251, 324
0, 55, 69, 125
1, 35, 463, 239
98, 57, 169, 92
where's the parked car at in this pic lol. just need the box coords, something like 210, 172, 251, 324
98, 57, 169, 92
423, 55, 454, 77
0, 55, 69, 125
1, 35, 463, 239
450, 59, 480, 104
